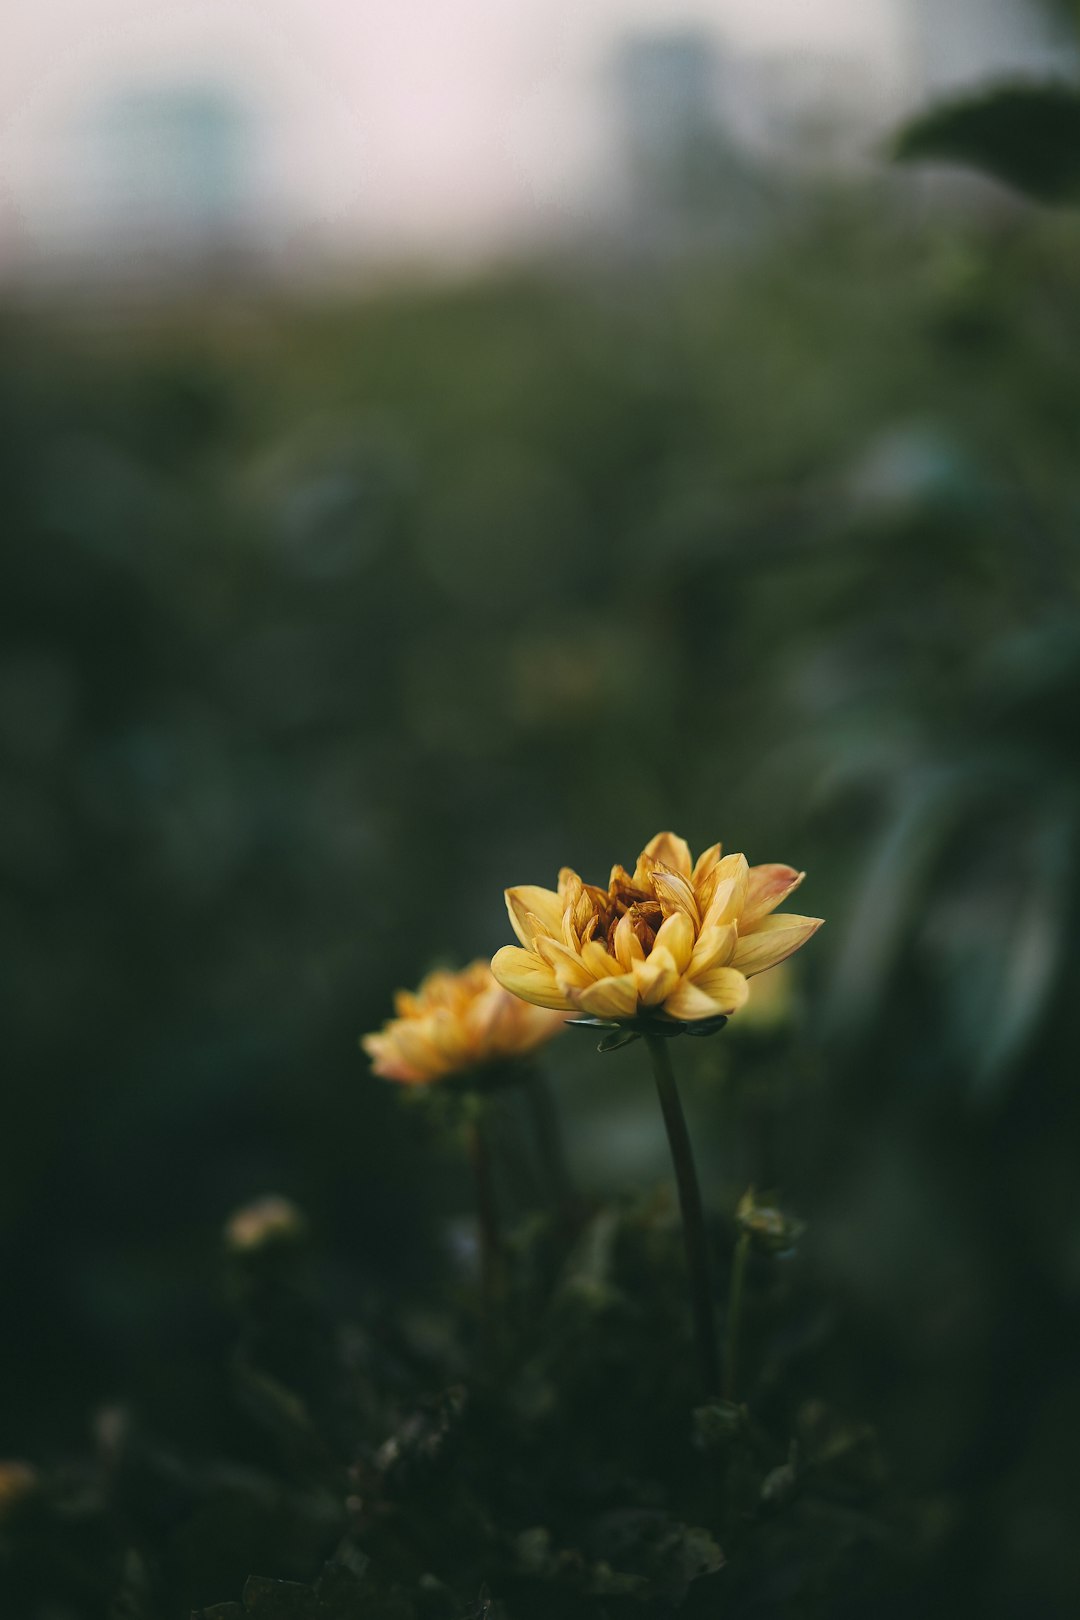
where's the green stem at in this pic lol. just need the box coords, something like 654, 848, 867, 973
466, 1112, 502, 1310
724, 1230, 751, 1403
645, 1034, 720, 1398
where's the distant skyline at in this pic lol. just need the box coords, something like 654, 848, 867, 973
0, 0, 1069, 274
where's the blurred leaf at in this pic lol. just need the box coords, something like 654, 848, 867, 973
892, 81, 1080, 204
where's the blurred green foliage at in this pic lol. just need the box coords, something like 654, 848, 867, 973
3, 187, 1080, 1616
893, 82, 1080, 203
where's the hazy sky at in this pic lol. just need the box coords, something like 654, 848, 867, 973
0, 1, 918, 265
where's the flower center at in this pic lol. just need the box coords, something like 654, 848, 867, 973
584, 876, 665, 958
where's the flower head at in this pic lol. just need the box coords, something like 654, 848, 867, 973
224, 1195, 307, 1255
491, 832, 822, 1029
362, 959, 564, 1086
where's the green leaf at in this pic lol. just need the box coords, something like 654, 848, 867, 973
596, 1027, 640, 1053
892, 81, 1080, 204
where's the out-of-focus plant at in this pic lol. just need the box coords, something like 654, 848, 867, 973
363, 961, 566, 1308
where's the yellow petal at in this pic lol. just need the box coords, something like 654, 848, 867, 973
567, 889, 596, 948
581, 939, 623, 978
662, 979, 733, 1021
505, 885, 564, 948
533, 935, 595, 988
702, 853, 749, 928
690, 842, 722, 896
686, 965, 749, 1014
733, 914, 823, 976
653, 911, 695, 973
558, 867, 584, 907
651, 866, 702, 927
639, 831, 693, 878
688, 923, 737, 975
632, 945, 680, 1007
742, 864, 805, 927
572, 973, 639, 1019
614, 911, 645, 970
491, 945, 575, 1010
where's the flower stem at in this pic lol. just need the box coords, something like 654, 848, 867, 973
466, 1112, 501, 1309
724, 1229, 751, 1403
645, 1034, 720, 1398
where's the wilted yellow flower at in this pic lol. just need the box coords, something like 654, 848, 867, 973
224, 1195, 307, 1254
0, 1461, 37, 1518
362, 959, 564, 1085
491, 832, 822, 1027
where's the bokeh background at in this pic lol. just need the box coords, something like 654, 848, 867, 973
4, 1, 1080, 1615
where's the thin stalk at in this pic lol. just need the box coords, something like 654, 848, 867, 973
466, 1112, 502, 1310
724, 1230, 751, 1403
645, 1034, 720, 1398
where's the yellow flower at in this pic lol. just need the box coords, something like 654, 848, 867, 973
362, 959, 565, 1085
491, 832, 823, 1027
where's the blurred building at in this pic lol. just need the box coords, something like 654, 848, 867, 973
897, 0, 1079, 98
70, 84, 260, 286
607, 30, 768, 248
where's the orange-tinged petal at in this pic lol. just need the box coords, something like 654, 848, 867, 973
688, 923, 737, 976
742, 864, 805, 927
651, 866, 702, 927
639, 831, 693, 878
572, 973, 639, 1020
491, 945, 575, 1010
732, 914, 823, 976
702, 853, 749, 928
505, 885, 564, 948
614, 911, 645, 970
632, 945, 680, 1007
653, 911, 695, 973
533, 935, 595, 988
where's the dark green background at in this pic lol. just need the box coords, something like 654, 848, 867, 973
3, 182, 1080, 1614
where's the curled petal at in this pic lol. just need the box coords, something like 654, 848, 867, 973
558, 866, 583, 899
505, 885, 564, 948
491, 945, 575, 1010
581, 939, 624, 979
653, 911, 695, 973
733, 914, 823, 976
614, 911, 645, 970
632, 945, 680, 1007
688, 923, 737, 976
568, 889, 597, 947
690, 842, 722, 897
651, 866, 702, 927
533, 935, 595, 988
572, 973, 639, 1020
743, 865, 805, 927
702, 853, 749, 928
639, 831, 693, 878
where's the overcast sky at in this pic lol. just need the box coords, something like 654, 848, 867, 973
0, 1, 1003, 266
